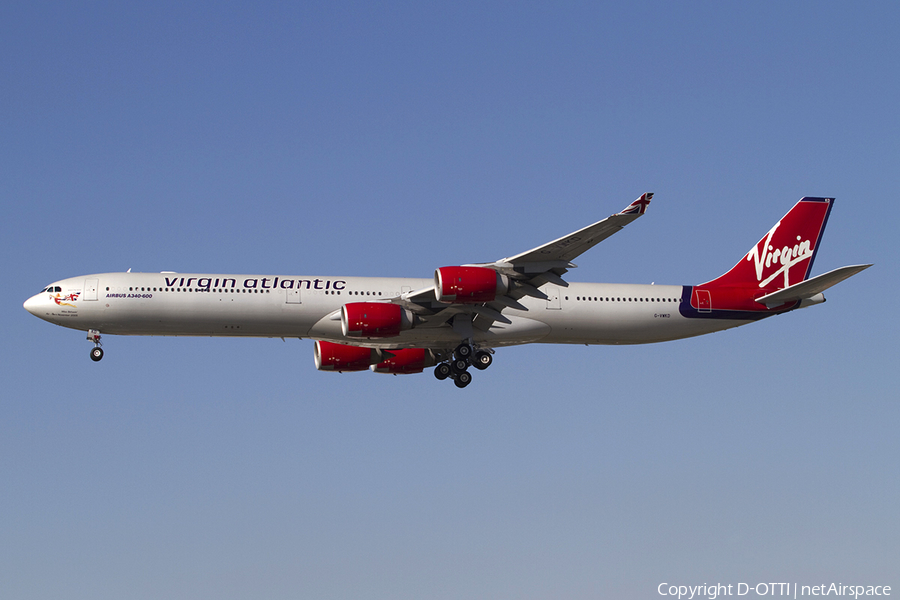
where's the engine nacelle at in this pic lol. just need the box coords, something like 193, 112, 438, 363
341, 302, 415, 338
434, 266, 509, 304
370, 348, 437, 375
314, 340, 380, 372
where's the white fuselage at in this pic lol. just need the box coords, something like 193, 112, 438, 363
24, 272, 755, 350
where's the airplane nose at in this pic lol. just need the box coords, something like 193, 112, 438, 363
23, 294, 43, 316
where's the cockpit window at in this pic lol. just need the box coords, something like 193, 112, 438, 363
54, 286, 61, 292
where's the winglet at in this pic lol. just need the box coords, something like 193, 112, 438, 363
618, 192, 653, 216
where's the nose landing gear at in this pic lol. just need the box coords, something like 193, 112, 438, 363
87, 330, 103, 362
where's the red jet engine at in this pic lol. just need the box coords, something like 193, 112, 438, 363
314, 341, 380, 372
370, 348, 437, 374
341, 302, 415, 338
434, 266, 509, 303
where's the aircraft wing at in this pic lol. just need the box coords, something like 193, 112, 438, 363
390, 193, 654, 336
490, 192, 654, 269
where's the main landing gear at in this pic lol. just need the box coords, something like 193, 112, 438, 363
87, 329, 103, 362
433, 343, 493, 388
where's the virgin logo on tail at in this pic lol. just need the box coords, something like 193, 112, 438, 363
746, 221, 815, 288
696, 197, 832, 301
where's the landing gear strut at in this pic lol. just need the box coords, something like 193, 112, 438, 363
87, 329, 103, 362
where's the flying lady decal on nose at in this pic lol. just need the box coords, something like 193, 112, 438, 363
52, 292, 80, 308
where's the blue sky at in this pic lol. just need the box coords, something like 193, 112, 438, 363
2, 3, 898, 598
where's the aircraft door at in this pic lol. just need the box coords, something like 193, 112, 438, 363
693, 289, 711, 313
84, 278, 99, 301
285, 288, 301, 304
545, 285, 561, 310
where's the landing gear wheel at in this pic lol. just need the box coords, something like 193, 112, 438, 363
86, 330, 103, 362
472, 350, 492, 370
450, 358, 469, 375
434, 363, 452, 380
454, 343, 472, 361
454, 371, 472, 388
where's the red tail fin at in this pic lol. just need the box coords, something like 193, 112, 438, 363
691, 197, 833, 313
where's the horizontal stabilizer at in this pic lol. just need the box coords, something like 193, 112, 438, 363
755, 264, 872, 306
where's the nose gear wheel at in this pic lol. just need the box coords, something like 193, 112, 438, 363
87, 329, 103, 361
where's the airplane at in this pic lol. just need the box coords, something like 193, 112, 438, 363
24, 194, 871, 388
